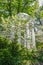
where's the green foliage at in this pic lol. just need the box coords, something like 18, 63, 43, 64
0, 0, 43, 65
0, 36, 10, 49
35, 5, 43, 22
0, 0, 38, 17
0, 36, 43, 65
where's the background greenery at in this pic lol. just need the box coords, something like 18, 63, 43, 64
0, 0, 43, 65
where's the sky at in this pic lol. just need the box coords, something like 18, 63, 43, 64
39, 0, 43, 6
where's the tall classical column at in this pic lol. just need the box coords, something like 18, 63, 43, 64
31, 22, 36, 49
24, 33, 27, 47
26, 22, 30, 49
17, 22, 21, 44
10, 24, 15, 41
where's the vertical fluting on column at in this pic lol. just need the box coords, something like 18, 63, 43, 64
31, 22, 36, 49
17, 22, 21, 44
26, 22, 30, 49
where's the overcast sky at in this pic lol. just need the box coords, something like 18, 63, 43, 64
39, 0, 43, 6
